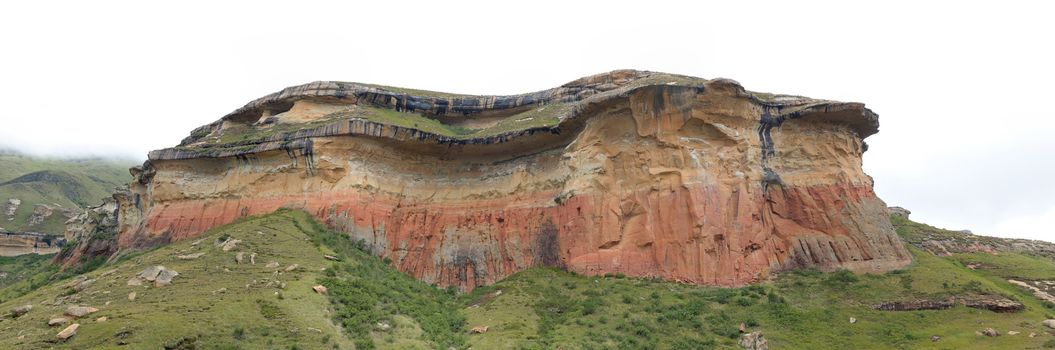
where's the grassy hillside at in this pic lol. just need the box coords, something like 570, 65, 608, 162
0, 153, 133, 234
0, 211, 1053, 349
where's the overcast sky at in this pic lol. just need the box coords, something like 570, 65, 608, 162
1, 1, 1052, 242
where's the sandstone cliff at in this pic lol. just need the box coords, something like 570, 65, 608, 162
65, 70, 911, 290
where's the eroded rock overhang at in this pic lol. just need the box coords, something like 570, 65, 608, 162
149, 70, 879, 161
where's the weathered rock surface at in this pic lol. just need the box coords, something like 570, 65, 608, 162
48, 316, 70, 326
5, 198, 20, 218
132, 265, 179, 287
27, 204, 55, 226
64, 306, 98, 318
55, 192, 126, 266
894, 208, 1055, 259
10, 304, 32, 317
739, 330, 769, 350
57, 323, 79, 341
874, 296, 1023, 313
64, 70, 911, 290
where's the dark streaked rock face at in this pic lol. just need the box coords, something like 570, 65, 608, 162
65, 70, 910, 290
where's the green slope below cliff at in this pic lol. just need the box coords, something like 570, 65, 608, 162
0, 211, 1053, 349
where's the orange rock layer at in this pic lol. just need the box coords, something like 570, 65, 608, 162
102, 70, 911, 290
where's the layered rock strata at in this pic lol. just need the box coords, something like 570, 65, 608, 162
67, 70, 911, 290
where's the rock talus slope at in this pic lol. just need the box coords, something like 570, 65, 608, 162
71, 70, 911, 290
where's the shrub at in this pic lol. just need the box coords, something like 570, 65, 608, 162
735, 296, 756, 307
582, 295, 604, 315
823, 269, 860, 288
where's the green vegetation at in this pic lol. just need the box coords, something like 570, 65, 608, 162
325, 103, 567, 140
200, 103, 568, 152
354, 83, 476, 99
0, 211, 353, 349
300, 214, 467, 349
0, 253, 55, 293
1, 211, 1053, 349
0, 152, 133, 234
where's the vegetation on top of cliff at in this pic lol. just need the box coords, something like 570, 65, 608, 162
188, 102, 569, 153
354, 83, 478, 99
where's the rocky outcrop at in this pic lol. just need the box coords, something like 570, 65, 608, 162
0, 231, 62, 256
4, 198, 19, 219
54, 190, 129, 265
66, 70, 911, 290
874, 296, 1024, 313
893, 210, 1055, 259
27, 204, 54, 226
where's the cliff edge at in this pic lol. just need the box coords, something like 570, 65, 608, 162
64, 70, 911, 290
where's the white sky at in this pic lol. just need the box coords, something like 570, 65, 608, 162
1, 1, 1052, 242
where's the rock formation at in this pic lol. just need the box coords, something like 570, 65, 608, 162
4, 198, 19, 219
893, 208, 1055, 259
64, 70, 911, 290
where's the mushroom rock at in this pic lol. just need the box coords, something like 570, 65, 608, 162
67, 70, 911, 291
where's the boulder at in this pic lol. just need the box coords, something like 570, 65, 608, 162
235, 252, 245, 264
312, 285, 328, 295
137, 266, 165, 282
470, 325, 489, 334
739, 331, 768, 350
64, 306, 99, 318
128, 291, 137, 301
48, 317, 70, 326
888, 206, 911, 219
72, 278, 95, 292
155, 268, 179, 286
96, 316, 108, 322
284, 264, 299, 272
133, 265, 178, 287
221, 239, 242, 252
376, 322, 392, 332
266, 261, 280, 268
849, 317, 857, 324
1044, 319, 1055, 329
10, 304, 32, 317
982, 328, 999, 337
57, 323, 79, 341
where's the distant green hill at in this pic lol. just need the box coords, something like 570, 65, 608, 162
1, 210, 1053, 349
0, 152, 134, 235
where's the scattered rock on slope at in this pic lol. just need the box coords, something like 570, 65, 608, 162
132, 265, 179, 287
48, 317, 70, 326
56, 323, 79, 341
220, 238, 242, 252
64, 306, 98, 318
739, 331, 768, 350
10, 304, 32, 318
